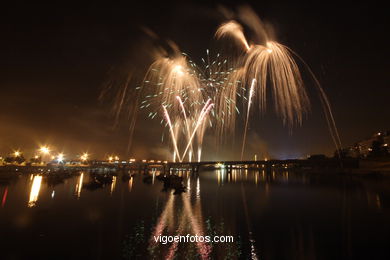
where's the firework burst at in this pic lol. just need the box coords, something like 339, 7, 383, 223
103, 6, 342, 161
215, 6, 341, 158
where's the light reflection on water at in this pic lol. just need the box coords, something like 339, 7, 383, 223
28, 175, 42, 207
74, 172, 83, 198
0, 169, 389, 259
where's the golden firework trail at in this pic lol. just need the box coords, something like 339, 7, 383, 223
163, 98, 214, 162
241, 78, 256, 160
215, 6, 341, 158
103, 6, 341, 160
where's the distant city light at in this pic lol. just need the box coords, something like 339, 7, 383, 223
14, 151, 21, 157
57, 153, 64, 163
39, 146, 50, 154
80, 153, 89, 161
215, 162, 225, 169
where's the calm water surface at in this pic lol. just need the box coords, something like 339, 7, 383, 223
0, 169, 389, 259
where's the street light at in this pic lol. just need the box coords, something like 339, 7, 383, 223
14, 151, 21, 157
81, 153, 89, 161
39, 146, 50, 154
57, 153, 64, 163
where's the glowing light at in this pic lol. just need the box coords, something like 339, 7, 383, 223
266, 42, 273, 53
75, 173, 84, 198
241, 78, 256, 160
215, 20, 250, 51
163, 105, 182, 162
196, 177, 200, 198
13, 151, 20, 157
28, 175, 42, 207
215, 163, 225, 169
80, 153, 89, 161
39, 146, 50, 154
2, 187, 8, 207
179, 99, 214, 161
214, 7, 342, 154
128, 177, 133, 192
56, 153, 64, 163
110, 176, 117, 195
102, 6, 342, 166
172, 65, 184, 76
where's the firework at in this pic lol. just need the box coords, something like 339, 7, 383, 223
215, 20, 250, 51
215, 13, 310, 128
103, 6, 341, 161
162, 98, 214, 162
140, 45, 240, 161
215, 6, 341, 158
241, 78, 256, 160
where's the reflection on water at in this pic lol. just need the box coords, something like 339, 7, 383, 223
74, 172, 83, 198
149, 174, 211, 259
28, 175, 42, 207
1, 187, 8, 207
128, 176, 133, 192
0, 168, 389, 259
110, 176, 117, 195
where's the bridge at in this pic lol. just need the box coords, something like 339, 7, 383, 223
91, 158, 359, 173
0, 158, 359, 174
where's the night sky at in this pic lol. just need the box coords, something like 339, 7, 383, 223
1, 1, 389, 160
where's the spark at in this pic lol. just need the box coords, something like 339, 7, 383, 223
215, 20, 250, 51
163, 105, 183, 162
241, 78, 256, 160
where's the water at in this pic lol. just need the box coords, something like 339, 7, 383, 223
0, 169, 389, 259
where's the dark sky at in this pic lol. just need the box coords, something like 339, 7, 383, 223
0, 1, 389, 160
